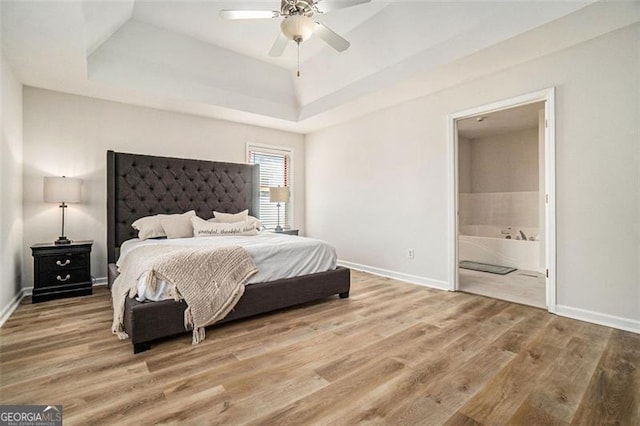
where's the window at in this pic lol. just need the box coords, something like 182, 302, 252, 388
247, 144, 292, 230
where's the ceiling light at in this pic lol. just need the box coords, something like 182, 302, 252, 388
220, 0, 364, 78
280, 15, 315, 43
280, 15, 316, 77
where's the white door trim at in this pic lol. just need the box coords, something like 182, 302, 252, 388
446, 87, 557, 313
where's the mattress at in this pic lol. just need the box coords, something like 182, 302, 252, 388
117, 232, 337, 302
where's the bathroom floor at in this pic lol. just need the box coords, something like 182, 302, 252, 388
458, 267, 546, 309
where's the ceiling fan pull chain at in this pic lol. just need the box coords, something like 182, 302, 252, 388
297, 40, 301, 77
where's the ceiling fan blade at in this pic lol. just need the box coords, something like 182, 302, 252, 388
313, 22, 350, 52
219, 10, 279, 20
315, 0, 371, 13
269, 32, 289, 57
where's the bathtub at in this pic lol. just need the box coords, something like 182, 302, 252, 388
459, 225, 542, 272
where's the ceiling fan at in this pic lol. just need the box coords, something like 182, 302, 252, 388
220, 0, 371, 75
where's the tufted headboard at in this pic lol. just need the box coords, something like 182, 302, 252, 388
107, 151, 260, 263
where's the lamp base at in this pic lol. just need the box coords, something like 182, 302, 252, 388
274, 225, 283, 232
54, 236, 72, 245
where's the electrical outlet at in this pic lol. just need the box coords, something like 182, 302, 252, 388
407, 249, 414, 260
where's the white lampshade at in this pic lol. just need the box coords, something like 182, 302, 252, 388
269, 186, 290, 203
44, 176, 82, 204
280, 15, 315, 42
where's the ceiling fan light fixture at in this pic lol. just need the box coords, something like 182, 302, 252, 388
280, 14, 315, 43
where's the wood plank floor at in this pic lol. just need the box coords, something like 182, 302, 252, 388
1, 270, 638, 425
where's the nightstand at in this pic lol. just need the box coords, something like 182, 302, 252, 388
273, 229, 299, 236
31, 241, 93, 303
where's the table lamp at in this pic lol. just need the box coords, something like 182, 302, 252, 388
269, 186, 290, 232
44, 176, 82, 244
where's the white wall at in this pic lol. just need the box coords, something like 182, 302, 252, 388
22, 89, 305, 286
0, 56, 24, 317
306, 24, 640, 326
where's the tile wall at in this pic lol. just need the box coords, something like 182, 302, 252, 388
459, 191, 539, 228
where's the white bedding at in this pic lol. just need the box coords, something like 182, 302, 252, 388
117, 232, 337, 302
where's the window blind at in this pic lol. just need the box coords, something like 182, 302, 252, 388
248, 147, 291, 230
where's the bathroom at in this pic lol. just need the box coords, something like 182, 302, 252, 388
457, 102, 546, 308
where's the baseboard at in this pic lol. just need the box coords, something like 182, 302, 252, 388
0, 277, 108, 328
337, 261, 640, 335
556, 304, 640, 334
0, 289, 27, 328
338, 260, 449, 291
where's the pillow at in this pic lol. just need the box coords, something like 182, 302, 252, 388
192, 216, 258, 237
132, 215, 165, 240
158, 210, 196, 239
250, 216, 263, 231
212, 210, 249, 223
210, 210, 262, 230
248, 216, 263, 231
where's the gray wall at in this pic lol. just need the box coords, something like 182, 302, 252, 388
459, 128, 540, 229
466, 128, 539, 193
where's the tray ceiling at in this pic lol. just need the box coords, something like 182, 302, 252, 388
3, 0, 627, 132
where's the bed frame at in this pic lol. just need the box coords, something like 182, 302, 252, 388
107, 151, 350, 353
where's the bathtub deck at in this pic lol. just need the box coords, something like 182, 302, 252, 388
459, 267, 546, 309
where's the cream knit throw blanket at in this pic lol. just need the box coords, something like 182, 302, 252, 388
111, 245, 257, 344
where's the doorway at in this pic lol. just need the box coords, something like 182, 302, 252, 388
447, 88, 556, 312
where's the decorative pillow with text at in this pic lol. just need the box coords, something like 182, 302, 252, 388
192, 216, 259, 237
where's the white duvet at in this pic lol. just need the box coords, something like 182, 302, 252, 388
117, 232, 337, 302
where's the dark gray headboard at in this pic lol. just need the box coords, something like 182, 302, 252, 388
107, 151, 260, 263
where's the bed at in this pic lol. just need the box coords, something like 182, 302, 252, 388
106, 150, 350, 353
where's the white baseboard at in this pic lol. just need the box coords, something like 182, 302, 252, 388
338, 261, 639, 335
0, 289, 27, 328
0, 277, 108, 328
556, 304, 640, 335
338, 260, 449, 291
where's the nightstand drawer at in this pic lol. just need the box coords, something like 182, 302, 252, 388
39, 267, 90, 287
38, 253, 89, 274
31, 240, 93, 303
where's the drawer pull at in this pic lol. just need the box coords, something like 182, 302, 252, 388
56, 259, 71, 266
56, 274, 71, 282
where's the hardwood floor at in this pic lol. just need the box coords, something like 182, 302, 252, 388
1, 270, 638, 425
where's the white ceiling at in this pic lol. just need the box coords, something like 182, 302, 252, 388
130, 1, 389, 70
458, 101, 545, 139
3, 0, 636, 133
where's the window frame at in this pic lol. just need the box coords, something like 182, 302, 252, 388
246, 142, 295, 230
